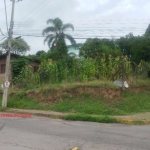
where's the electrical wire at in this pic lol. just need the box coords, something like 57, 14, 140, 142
0, 4, 11, 11
22, 0, 52, 23
17, 0, 52, 29
17, 0, 47, 22
0, 36, 6, 42
0, 0, 20, 12
12, 33, 129, 38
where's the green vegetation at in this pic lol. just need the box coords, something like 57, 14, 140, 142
42, 17, 75, 50
80, 38, 121, 59
1, 18, 150, 125
145, 24, 150, 36
0, 38, 30, 55
117, 33, 150, 64
12, 55, 134, 88
0, 86, 150, 116
4, 18, 149, 89
63, 114, 118, 123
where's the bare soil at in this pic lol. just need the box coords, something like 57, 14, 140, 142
25, 85, 150, 102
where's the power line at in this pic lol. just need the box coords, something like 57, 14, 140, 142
0, 1, 20, 12
13, 28, 146, 31
22, 0, 52, 23
17, 0, 47, 22
0, 3, 11, 11
3, 0, 9, 34
17, 0, 52, 29
0, 36, 6, 42
13, 28, 146, 35
13, 33, 123, 38
14, 22, 150, 26
14, 18, 150, 23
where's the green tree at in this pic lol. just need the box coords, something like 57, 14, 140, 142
145, 24, 150, 36
0, 38, 30, 55
36, 50, 46, 56
42, 17, 76, 50
11, 56, 29, 79
117, 33, 134, 56
80, 38, 121, 59
117, 33, 150, 63
47, 38, 68, 61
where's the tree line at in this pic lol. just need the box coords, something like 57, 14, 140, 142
0, 17, 150, 86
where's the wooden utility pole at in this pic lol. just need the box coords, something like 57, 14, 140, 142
121, 60, 125, 90
2, 0, 16, 107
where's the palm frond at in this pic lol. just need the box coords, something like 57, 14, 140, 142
47, 18, 63, 31
47, 36, 56, 48
51, 34, 60, 50
44, 34, 55, 44
51, 39, 57, 50
64, 34, 76, 47
47, 19, 54, 24
62, 23, 74, 31
42, 27, 56, 35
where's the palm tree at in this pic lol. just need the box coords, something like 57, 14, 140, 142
42, 18, 76, 50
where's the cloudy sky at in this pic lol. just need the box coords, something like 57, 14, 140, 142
0, 0, 150, 55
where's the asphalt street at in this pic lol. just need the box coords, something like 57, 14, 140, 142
0, 114, 150, 150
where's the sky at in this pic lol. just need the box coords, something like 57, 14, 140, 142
0, 0, 150, 55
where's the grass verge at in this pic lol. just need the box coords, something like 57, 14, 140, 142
63, 114, 118, 123
63, 114, 150, 125
0, 107, 8, 111
1, 90, 150, 116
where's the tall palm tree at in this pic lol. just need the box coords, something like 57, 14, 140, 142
42, 18, 76, 50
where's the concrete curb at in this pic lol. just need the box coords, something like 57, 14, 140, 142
1, 109, 150, 125
117, 118, 150, 125
1, 109, 66, 119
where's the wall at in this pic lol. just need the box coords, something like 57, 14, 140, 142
0, 56, 19, 83
30, 61, 40, 72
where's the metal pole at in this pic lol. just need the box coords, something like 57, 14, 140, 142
2, 0, 16, 107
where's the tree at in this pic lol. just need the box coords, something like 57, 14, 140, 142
42, 17, 76, 50
117, 33, 150, 63
145, 24, 150, 36
47, 38, 68, 61
0, 38, 30, 55
80, 38, 121, 59
36, 50, 46, 56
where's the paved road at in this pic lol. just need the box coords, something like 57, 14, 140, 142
0, 115, 150, 150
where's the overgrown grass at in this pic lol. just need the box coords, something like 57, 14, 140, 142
0, 90, 150, 116
111, 90, 150, 114
48, 96, 123, 115
0, 107, 8, 111
31, 80, 119, 91
63, 114, 118, 123
1, 79, 150, 117
0, 99, 8, 111
133, 79, 150, 87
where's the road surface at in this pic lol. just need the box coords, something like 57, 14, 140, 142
0, 114, 150, 150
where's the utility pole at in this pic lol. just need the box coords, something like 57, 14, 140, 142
2, 0, 20, 107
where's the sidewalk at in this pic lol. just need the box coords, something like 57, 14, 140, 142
1, 108, 150, 124
2, 108, 68, 119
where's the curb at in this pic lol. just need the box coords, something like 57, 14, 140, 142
1, 109, 65, 119
1, 109, 150, 125
117, 118, 150, 125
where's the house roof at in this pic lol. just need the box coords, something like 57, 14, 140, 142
0, 53, 19, 59
0, 53, 40, 63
